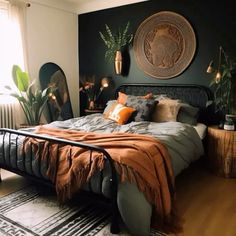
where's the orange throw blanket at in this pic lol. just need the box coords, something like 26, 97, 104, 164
22, 126, 182, 233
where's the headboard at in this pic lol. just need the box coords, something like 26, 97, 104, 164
116, 83, 214, 125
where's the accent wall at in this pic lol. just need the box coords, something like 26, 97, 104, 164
78, 0, 236, 110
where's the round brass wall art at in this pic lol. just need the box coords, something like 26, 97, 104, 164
133, 11, 196, 79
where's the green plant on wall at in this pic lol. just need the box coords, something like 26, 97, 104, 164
99, 21, 133, 62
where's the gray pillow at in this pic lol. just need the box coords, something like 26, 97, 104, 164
103, 100, 116, 116
177, 103, 199, 125
125, 95, 156, 122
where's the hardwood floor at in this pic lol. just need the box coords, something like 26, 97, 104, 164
1, 160, 236, 236
174, 159, 236, 236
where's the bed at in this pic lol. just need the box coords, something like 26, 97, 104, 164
0, 83, 213, 236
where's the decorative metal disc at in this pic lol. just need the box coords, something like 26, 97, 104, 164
133, 11, 196, 79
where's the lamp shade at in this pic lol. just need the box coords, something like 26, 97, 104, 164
206, 60, 214, 73
101, 77, 109, 88
215, 72, 221, 83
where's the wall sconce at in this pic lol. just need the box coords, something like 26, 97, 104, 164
206, 46, 228, 84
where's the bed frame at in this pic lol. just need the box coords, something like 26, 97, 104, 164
0, 83, 213, 234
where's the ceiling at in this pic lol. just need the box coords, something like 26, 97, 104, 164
29, 0, 148, 14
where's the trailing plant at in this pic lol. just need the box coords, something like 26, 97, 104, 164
99, 21, 133, 61
1, 65, 54, 125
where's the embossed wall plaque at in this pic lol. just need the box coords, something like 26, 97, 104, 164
133, 11, 196, 79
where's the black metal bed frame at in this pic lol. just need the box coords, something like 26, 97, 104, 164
0, 128, 120, 234
0, 83, 214, 235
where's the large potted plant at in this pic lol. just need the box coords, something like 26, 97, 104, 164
3, 65, 53, 126
99, 22, 133, 74
207, 48, 236, 124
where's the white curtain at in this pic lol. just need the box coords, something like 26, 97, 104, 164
0, 0, 28, 94
0, 0, 28, 127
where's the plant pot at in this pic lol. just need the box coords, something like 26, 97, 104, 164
114, 50, 122, 75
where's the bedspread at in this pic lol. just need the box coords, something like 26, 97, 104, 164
46, 114, 204, 176
22, 126, 178, 232
1, 114, 204, 235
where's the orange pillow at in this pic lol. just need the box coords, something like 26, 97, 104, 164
106, 102, 136, 125
117, 92, 153, 104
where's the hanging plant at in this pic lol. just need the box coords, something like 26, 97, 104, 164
99, 21, 133, 62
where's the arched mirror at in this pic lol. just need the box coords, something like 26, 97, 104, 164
39, 62, 73, 122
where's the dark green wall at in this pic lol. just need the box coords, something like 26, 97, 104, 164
79, 0, 236, 107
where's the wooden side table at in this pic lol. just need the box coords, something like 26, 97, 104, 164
84, 109, 104, 116
207, 126, 236, 177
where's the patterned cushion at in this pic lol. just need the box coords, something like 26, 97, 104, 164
106, 102, 136, 125
125, 95, 156, 122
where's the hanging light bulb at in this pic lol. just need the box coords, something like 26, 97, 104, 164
215, 71, 221, 83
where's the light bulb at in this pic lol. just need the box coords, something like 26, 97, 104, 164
215, 72, 221, 83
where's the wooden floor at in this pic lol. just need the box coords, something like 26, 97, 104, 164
1, 160, 236, 236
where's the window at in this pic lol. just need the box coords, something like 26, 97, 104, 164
0, 0, 25, 103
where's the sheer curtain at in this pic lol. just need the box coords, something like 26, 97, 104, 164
0, 0, 28, 127
0, 0, 28, 97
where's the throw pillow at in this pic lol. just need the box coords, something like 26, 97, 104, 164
106, 102, 136, 125
103, 100, 116, 117
117, 92, 153, 104
152, 98, 181, 122
177, 103, 199, 125
125, 95, 156, 122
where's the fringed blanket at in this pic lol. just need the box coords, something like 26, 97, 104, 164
22, 126, 182, 233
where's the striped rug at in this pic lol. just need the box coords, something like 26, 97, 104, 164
0, 185, 166, 236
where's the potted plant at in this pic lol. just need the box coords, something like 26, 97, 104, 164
2, 65, 53, 126
99, 21, 133, 74
207, 48, 236, 124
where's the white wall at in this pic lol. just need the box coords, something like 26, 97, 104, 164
26, 2, 79, 119
25, 0, 147, 121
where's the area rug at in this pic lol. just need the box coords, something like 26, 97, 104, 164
0, 185, 167, 236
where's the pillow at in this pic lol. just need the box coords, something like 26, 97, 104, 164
117, 92, 153, 104
152, 98, 181, 122
177, 103, 199, 125
103, 100, 116, 116
116, 92, 156, 122
125, 95, 156, 121
152, 94, 170, 101
106, 102, 136, 125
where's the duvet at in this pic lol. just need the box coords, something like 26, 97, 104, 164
0, 114, 204, 236
45, 114, 204, 235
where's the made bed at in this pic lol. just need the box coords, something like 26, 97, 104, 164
0, 83, 213, 236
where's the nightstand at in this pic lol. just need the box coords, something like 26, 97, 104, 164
84, 109, 104, 115
207, 125, 236, 177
